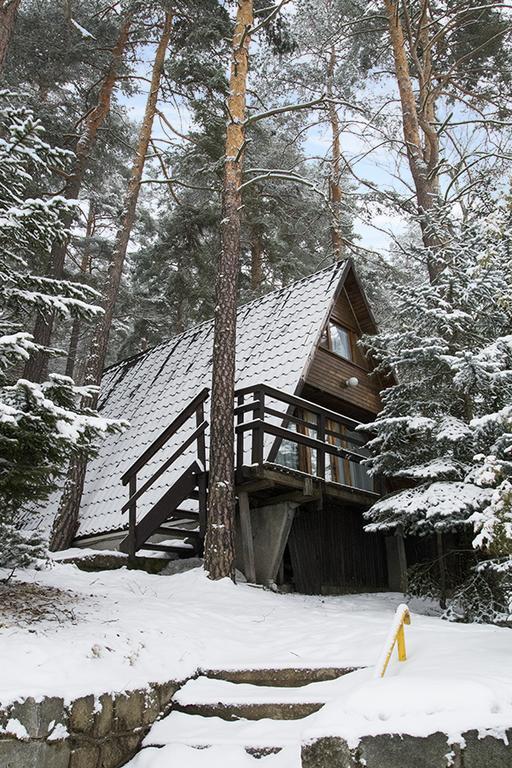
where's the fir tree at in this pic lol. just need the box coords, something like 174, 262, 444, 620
362, 197, 512, 620
0, 93, 123, 568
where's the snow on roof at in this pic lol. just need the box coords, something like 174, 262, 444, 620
74, 262, 346, 538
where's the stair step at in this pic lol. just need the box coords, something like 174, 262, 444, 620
201, 666, 360, 687
132, 743, 299, 766
144, 711, 304, 751
141, 542, 195, 555
172, 675, 348, 721
154, 526, 200, 539
169, 509, 200, 520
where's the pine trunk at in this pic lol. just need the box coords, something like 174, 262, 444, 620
250, 225, 263, 291
204, 0, 253, 581
65, 200, 96, 380
0, 0, 21, 73
326, 45, 344, 261
49, 13, 172, 552
23, 14, 132, 383
384, 0, 443, 281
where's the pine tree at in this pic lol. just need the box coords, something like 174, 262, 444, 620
0, 0, 21, 72
205, 0, 254, 581
362, 196, 512, 619
382, 0, 512, 278
49, 10, 173, 551
0, 94, 123, 568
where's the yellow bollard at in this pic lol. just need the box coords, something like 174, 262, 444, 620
376, 604, 411, 678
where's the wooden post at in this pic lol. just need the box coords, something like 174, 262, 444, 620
251, 387, 265, 466
317, 412, 326, 479
128, 475, 137, 566
236, 393, 245, 469
238, 491, 256, 583
196, 398, 208, 542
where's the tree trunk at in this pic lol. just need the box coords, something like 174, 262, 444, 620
23, 13, 132, 383
49, 12, 172, 552
326, 45, 344, 262
250, 224, 263, 291
65, 199, 96, 380
204, 0, 253, 581
384, 0, 443, 281
436, 531, 447, 610
48, 455, 88, 552
0, 0, 21, 73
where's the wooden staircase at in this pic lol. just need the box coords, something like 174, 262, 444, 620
119, 388, 209, 561
119, 383, 376, 566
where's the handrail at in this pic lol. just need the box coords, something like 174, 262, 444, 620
374, 604, 411, 678
234, 382, 362, 431
234, 384, 373, 488
121, 420, 207, 513
121, 387, 209, 484
236, 418, 368, 464
121, 386, 209, 561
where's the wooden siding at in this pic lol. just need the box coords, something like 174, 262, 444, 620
287, 501, 388, 594
304, 269, 382, 415
306, 348, 381, 413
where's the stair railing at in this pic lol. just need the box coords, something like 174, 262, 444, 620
121, 387, 209, 560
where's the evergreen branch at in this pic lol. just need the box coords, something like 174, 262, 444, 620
249, 0, 292, 38
245, 94, 327, 125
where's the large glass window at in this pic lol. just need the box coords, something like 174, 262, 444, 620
320, 322, 353, 360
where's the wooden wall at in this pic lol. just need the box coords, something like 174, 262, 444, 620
303, 274, 382, 416
287, 501, 388, 594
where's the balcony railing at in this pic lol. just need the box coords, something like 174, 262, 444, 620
234, 383, 374, 493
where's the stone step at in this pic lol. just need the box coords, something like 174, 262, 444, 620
201, 666, 360, 688
144, 710, 306, 754
172, 675, 349, 721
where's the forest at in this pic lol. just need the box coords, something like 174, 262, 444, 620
2, 2, 512, 766
1, 0, 512, 619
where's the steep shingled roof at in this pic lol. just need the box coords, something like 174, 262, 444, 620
73, 262, 347, 538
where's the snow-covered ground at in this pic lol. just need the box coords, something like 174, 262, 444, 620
1, 562, 511, 751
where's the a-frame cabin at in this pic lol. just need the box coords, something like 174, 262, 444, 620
69, 260, 403, 594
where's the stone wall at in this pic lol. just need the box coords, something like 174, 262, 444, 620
0, 680, 179, 768
302, 730, 512, 768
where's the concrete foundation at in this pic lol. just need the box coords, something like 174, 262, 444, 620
237, 499, 298, 585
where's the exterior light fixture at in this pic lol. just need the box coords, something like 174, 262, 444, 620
345, 376, 359, 388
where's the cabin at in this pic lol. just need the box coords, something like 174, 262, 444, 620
70, 260, 405, 594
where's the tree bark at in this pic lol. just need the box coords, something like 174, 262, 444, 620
326, 45, 344, 262
0, 0, 21, 73
23, 13, 132, 383
49, 12, 172, 552
204, 0, 253, 581
384, 0, 443, 281
65, 199, 96, 380
250, 224, 263, 291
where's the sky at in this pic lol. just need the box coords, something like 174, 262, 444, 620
119, 24, 411, 259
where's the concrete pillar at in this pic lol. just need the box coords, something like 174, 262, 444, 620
238, 501, 297, 586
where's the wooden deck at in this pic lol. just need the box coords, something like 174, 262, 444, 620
235, 461, 379, 508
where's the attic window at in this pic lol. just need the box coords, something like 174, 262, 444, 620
320, 322, 353, 360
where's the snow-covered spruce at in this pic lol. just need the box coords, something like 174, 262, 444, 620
361, 198, 512, 621
0, 93, 124, 568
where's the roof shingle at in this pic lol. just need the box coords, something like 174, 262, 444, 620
73, 263, 345, 538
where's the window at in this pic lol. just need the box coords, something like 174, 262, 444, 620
320, 322, 353, 360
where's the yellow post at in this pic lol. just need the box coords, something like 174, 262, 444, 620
377, 604, 411, 678
397, 623, 406, 661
